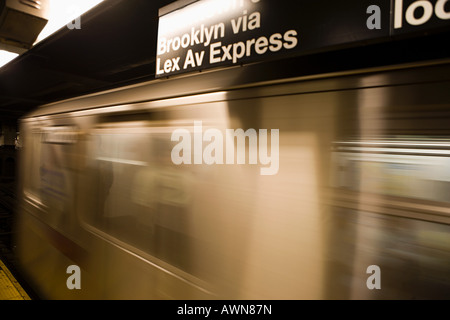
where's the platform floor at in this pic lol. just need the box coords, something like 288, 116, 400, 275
0, 258, 30, 300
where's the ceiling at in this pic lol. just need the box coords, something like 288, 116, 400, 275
0, 0, 449, 124
0, 0, 173, 122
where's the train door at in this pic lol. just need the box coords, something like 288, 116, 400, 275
16, 117, 90, 299
328, 77, 450, 299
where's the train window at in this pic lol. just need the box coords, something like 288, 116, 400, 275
83, 124, 196, 273
23, 125, 79, 227
332, 138, 450, 203
23, 128, 43, 202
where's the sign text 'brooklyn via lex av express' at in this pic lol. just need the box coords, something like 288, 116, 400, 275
155, 0, 450, 77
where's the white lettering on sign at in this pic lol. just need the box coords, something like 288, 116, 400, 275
208, 30, 297, 64
394, 0, 450, 29
156, 0, 299, 76
158, 23, 226, 55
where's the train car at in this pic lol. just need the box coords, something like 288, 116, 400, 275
12, 57, 450, 299
12, 0, 450, 300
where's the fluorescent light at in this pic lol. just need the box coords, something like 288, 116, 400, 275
35, 0, 105, 44
0, 51, 19, 68
0, 0, 104, 69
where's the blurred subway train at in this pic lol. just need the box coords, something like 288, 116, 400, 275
12, 56, 450, 299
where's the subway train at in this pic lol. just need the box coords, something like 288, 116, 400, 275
12, 55, 450, 299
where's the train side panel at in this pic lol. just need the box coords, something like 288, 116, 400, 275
14, 62, 450, 299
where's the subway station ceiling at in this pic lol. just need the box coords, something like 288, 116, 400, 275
0, 0, 173, 122
0, 0, 450, 123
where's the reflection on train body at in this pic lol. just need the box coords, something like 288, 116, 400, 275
14, 61, 450, 299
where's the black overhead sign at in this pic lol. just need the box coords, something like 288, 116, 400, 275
156, 0, 450, 77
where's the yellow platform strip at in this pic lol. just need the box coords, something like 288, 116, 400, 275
0, 259, 31, 300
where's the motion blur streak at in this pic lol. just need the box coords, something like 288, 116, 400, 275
13, 60, 450, 299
